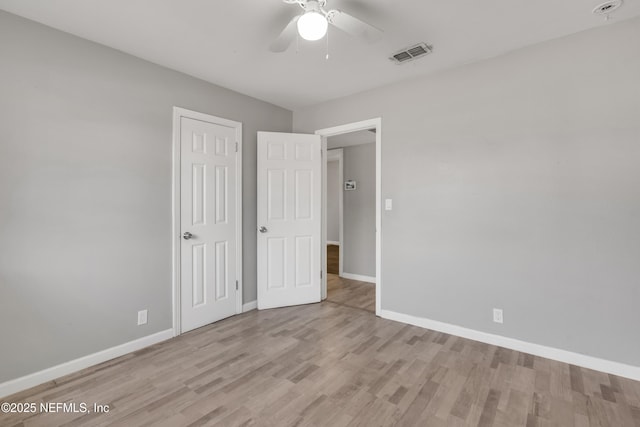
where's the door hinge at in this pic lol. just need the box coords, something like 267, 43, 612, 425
235, 280, 239, 290
235, 141, 239, 152
320, 270, 323, 279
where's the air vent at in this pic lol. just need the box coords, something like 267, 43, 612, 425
592, 0, 623, 15
389, 43, 433, 64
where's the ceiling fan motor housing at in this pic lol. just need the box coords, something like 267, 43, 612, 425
283, 0, 327, 12
302, 0, 325, 13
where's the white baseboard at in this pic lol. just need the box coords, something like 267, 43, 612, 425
0, 329, 174, 399
341, 272, 376, 284
243, 300, 257, 312
327, 241, 341, 246
379, 310, 640, 381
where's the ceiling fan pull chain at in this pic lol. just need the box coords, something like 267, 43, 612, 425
326, 26, 330, 60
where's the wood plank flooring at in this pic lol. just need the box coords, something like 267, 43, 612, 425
326, 274, 375, 313
3, 290, 640, 426
327, 245, 339, 275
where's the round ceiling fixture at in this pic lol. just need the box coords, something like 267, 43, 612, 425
592, 0, 623, 15
297, 11, 328, 41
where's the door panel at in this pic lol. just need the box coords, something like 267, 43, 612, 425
295, 236, 312, 287
181, 117, 238, 332
257, 132, 321, 310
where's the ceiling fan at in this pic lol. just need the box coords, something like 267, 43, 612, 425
269, 0, 383, 52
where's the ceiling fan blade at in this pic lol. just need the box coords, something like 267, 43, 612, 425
269, 15, 300, 52
327, 10, 383, 43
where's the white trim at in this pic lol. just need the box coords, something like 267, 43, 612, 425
235, 121, 243, 319
0, 329, 173, 399
326, 148, 344, 275
242, 300, 257, 312
375, 123, 381, 316
321, 141, 328, 300
327, 241, 341, 246
172, 107, 243, 337
316, 118, 382, 316
172, 109, 180, 336
380, 310, 640, 381
341, 272, 376, 284
337, 149, 344, 277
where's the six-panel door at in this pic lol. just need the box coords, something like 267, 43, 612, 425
181, 117, 237, 332
257, 132, 322, 310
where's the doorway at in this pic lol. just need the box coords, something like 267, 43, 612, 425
324, 130, 376, 312
172, 107, 243, 335
253, 120, 381, 315
316, 118, 381, 316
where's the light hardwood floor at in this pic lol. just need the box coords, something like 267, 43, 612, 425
326, 274, 375, 313
2, 285, 640, 426
327, 245, 339, 275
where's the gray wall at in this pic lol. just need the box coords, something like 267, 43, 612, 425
327, 159, 340, 243
0, 11, 291, 383
342, 144, 376, 278
295, 18, 640, 366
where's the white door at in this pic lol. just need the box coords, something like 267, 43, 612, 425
180, 116, 238, 332
257, 132, 322, 309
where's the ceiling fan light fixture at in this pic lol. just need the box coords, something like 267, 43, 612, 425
297, 11, 328, 41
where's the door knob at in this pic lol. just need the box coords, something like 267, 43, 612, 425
259, 226, 268, 233
183, 232, 193, 240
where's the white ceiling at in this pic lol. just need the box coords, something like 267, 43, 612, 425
1, 0, 639, 110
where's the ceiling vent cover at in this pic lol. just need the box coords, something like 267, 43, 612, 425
389, 43, 433, 64
592, 0, 623, 15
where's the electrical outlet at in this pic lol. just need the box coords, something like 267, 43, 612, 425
137, 309, 148, 325
493, 308, 503, 324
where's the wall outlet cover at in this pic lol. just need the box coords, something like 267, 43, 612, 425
493, 308, 503, 324
137, 309, 148, 325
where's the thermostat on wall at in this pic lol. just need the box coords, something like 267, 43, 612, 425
344, 180, 356, 191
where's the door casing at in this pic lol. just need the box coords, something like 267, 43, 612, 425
172, 107, 243, 336
315, 118, 382, 315
326, 148, 344, 277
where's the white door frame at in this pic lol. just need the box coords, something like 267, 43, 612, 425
326, 148, 344, 277
315, 118, 381, 316
171, 107, 243, 336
